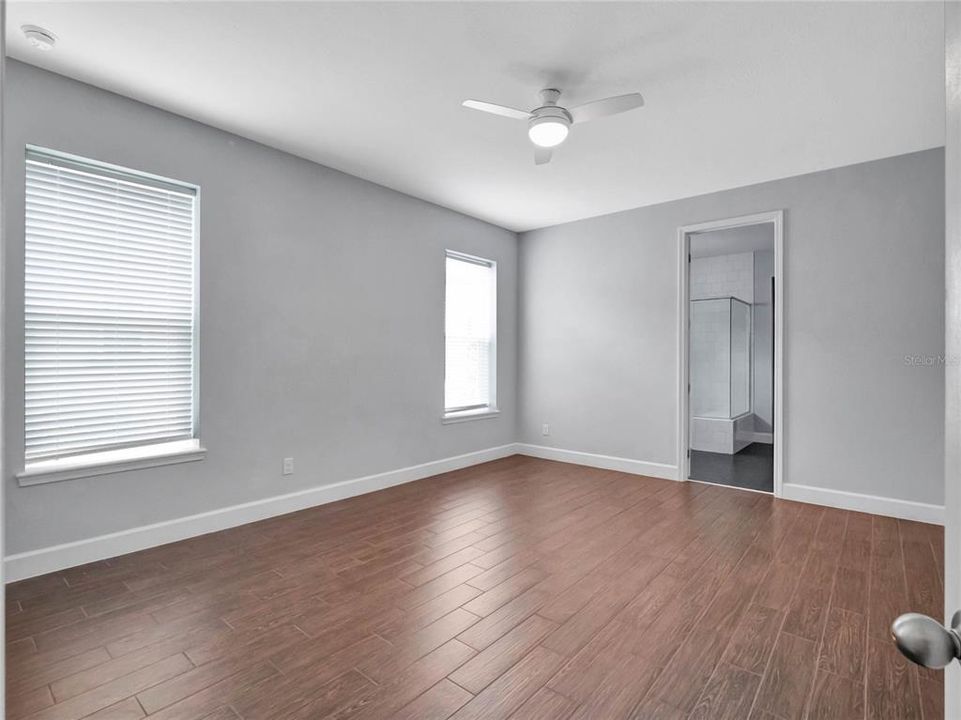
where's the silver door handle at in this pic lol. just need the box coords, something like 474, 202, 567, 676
892, 612, 961, 669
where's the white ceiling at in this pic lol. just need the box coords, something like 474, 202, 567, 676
6, 1, 945, 232
691, 224, 774, 258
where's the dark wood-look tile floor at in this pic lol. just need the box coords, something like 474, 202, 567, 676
5, 456, 944, 720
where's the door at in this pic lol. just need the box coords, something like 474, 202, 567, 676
896, 6, 961, 714
947, 4, 961, 713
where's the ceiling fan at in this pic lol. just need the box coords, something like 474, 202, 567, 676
462, 88, 644, 165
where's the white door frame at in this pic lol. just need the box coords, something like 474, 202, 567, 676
1, 2, 8, 714
676, 210, 784, 496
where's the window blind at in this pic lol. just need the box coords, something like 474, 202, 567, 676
24, 148, 198, 463
445, 252, 496, 412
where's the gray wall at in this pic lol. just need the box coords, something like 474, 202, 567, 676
519, 148, 945, 507
2, 61, 946, 558
4, 62, 518, 555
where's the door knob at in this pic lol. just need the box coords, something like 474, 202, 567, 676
892, 612, 961, 669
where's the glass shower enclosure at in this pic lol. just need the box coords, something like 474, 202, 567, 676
690, 297, 751, 420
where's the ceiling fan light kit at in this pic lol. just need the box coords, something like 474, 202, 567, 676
528, 108, 571, 148
462, 87, 644, 165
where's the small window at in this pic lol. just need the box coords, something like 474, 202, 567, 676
444, 251, 497, 418
23, 147, 199, 472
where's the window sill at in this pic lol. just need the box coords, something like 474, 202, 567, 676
442, 408, 500, 424
17, 440, 206, 486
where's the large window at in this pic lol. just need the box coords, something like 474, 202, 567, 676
22, 148, 200, 476
444, 251, 497, 418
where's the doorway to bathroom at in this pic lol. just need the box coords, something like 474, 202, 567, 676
677, 212, 783, 494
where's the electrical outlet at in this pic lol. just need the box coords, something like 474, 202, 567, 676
542, 424, 550, 436
282, 457, 294, 476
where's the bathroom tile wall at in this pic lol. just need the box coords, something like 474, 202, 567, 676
690, 252, 754, 302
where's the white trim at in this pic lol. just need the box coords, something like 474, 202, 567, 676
773, 213, 784, 496
677, 228, 688, 482
25, 144, 199, 196
515, 443, 678, 480
1, 10, 8, 715
677, 210, 784, 496
442, 408, 500, 424
687, 478, 772, 497
782, 483, 943, 526
4, 443, 517, 582
17, 440, 206, 486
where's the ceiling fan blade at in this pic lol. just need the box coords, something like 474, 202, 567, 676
462, 100, 531, 121
569, 92, 644, 124
534, 146, 552, 165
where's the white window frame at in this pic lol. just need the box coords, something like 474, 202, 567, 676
17, 146, 205, 485
443, 250, 499, 423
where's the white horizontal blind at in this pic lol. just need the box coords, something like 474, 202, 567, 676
24, 148, 198, 463
445, 252, 496, 412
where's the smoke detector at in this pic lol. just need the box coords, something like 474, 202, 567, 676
21, 25, 56, 52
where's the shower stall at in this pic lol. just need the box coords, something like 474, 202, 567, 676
690, 297, 753, 454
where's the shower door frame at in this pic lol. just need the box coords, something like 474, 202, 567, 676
676, 210, 784, 496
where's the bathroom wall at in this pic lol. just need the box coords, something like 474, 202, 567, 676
690, 246, 774, 444
689, 295, 752, 454
690, 252, 754, 302
689, 249, 758, 455
690, 298, 732, 419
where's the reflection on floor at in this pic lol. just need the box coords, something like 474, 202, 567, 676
690, 441, 774, 493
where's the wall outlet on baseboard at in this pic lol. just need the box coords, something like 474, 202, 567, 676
282, 457, 294, 476
542, 424, 550, 436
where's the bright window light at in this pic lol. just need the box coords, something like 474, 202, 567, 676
445, 252, 496, 414
23, 148, 199, 464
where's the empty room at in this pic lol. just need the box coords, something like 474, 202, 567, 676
1, 1, 958, 719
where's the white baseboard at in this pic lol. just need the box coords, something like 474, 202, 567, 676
4, 444, 518, 583
740, 432, 773, 444
7, 443, 943, 580
781, 483, 944, 525
515, 443, 678, 481
515, 443, 942, 525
